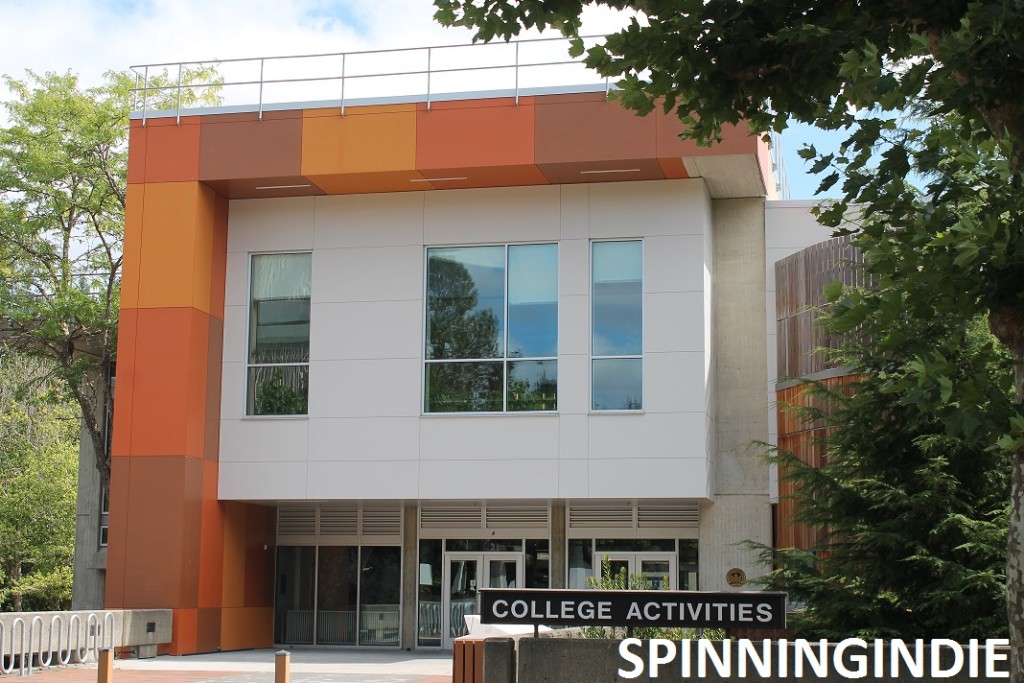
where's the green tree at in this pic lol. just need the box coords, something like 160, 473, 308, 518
0, 351, 79, 611
762, 315, 1014, 640
0, 68, 220, 488
434, 1, 1024, 672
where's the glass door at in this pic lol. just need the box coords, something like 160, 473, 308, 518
442, 552, 523, 648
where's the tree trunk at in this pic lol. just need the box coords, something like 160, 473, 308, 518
11, 561, 22, 612
990, 306, 1024, 683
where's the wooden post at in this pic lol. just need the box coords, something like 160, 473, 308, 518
97, 649, 114, 683
275, 650, 291, 683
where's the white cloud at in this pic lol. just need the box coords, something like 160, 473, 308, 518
1, 0, 632, 90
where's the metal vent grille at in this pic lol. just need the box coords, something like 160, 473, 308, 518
278, 506, 316, 536
361, 507, 402, 536
319, 505, 359, 536
420, 505, 483, 530
637, 503, 699, 528
568, 504, 634, 529
485, 506, 549, 529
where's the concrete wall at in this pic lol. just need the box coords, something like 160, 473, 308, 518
219, 179, 717, 502
699, 198, 771, 590
72, 416, 106, 610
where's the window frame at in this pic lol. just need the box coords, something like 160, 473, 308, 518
422, 242, 559, 415
590, 239, 644, 412
245, 250, 313, 417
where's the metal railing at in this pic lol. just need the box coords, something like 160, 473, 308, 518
129, 36, 613, 125
0, 612, 115, 676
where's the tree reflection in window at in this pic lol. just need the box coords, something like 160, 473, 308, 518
425, 245, 557, 413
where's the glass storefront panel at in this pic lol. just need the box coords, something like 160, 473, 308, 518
595, 539, 677, 553
316, 546, 358, 645
418, 540, 443, 647
275, 546, 315, 644
445, 539, 523, 552
359, 546, 402, 646
567, 539, 593, 589
525, 540, 549, 588
679, 539, 699, 590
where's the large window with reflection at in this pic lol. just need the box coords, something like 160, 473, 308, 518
591, 240, 642, 410
425, 244, 557, 412
247, 252, 311, 415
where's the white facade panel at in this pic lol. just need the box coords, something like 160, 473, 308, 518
220, 179, 717, 502
307, 460, 419, 499
311, 246, 423, 304
309, 300, 422, 361
420, 459, 560, 499
307, 359, 421, 419
313, 193, 425, 249
423, 185, 561, 245
227, 197, 315, 253
419, 416, 560, 462
308, 417, 420, 461
589, 458, 708, 498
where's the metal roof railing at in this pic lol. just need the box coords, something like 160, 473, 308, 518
129, 35, 613, 125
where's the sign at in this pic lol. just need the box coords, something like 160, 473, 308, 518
480, 589, 786, 630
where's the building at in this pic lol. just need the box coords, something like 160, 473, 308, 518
92, 40, 833, 654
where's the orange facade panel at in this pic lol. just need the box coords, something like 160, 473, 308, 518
134, 182, 221, 314
535, 92, 658, 165
415, 97, 538, 171
127, 307, 208, 458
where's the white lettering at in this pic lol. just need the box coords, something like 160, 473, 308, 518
492, 599, 508, 618
697, 638, 731, 677
649, 639, 676, 678
833, 638, 867, 679
617, 638, 644, 679
626, 602, 642, 620
578, 601, 594, 620
794, 639, 829, 678
738, 638, 772, 678
890, 639, 925, 678
680, 638, 692, 678
755, 602, 773, 623
737, 603, 752, 621
560, 601, 572, 620
930, 639, 963, 678
643, 602, 660, 621
968, 639, 980, 678
598, 601, 612, 620
874, 639, 884, 678
510, 600, 528, 619
986, 639, 1010, 678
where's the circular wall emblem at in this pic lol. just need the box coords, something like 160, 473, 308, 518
726, 568, 747, 587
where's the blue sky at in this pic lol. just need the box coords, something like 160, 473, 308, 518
1, 0, 838, 199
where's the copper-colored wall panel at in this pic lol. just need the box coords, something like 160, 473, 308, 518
535, 93, 657, 165
120, 184, 144, 310
196, 608, 222, 654
129, 308, 207, 457
198, 461, 224, 609
120, 456, 196, 606
142, 118, 202, 183
244, 505, 276, 607
208, 195, 229, 318
416, 98, 536, 170
103, 456, 131, 607
200, 117, 302, 182
221, 607, 274, 651
127, 124, 147, 185
171, 608, 198, 655
110, 308, 137, 458
221, 503, 246, 608
204, 317, 224, 460
178, 459, 204, 608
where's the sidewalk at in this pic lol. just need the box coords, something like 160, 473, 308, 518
21, 648, 452, 683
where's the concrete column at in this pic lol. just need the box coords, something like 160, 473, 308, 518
701, 198, 772, 591
400, 502, 418, 649
549, 502, 566, 588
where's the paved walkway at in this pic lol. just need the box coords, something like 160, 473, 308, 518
18, 649, 452, 683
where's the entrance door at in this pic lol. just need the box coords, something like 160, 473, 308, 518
598, 552, 676, 590
442, 553, 522, 648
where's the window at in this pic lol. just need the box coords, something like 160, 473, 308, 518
591, 240, 642, 410
424, 244, 557, 413
247, 252, 311, 415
